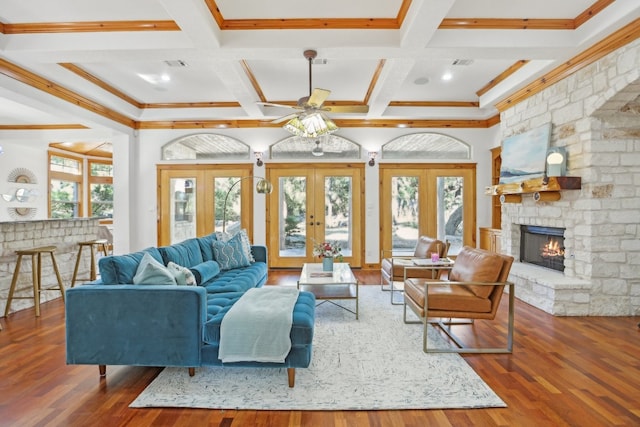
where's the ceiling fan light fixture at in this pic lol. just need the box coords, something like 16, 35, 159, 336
283, 111, 338, 138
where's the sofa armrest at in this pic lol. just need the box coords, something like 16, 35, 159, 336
250, 245, 268, 264
65, 284, 207, 368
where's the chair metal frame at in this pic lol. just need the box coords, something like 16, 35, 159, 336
403, 280, 515, 354
380, 240, 450, 305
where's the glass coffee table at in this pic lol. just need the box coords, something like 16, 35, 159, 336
298, 262, 359, 319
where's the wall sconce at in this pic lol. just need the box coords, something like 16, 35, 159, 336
368, 152, 378, 167
254, 151, 264, 167
546, 147, 566, 177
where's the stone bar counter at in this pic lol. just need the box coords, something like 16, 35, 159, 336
0, 218, 102, 316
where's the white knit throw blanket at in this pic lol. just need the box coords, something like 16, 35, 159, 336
219, 287, 300, 363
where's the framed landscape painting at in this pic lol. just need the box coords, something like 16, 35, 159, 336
499, 123, 552, 184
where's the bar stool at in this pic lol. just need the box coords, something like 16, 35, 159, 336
4, 246, 65, 318
71, 239, 109, 287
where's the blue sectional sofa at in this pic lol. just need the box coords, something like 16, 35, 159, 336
65, 233, 315, 387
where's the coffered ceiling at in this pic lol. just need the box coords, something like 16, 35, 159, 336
0, 0, 638, 131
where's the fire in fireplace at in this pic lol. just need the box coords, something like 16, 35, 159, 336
520, 225, 565, 272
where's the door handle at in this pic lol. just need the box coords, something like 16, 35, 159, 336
316, 221, 321, 225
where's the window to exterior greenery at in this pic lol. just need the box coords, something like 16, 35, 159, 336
89, 160, 113, 218
48, 152, 113, 219
382, 133, 471, 160
49, 154, 83, 218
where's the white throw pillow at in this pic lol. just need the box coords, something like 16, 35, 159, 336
167, 261, 197, 286
215, 229, 254, 262
133, 253, 177, 285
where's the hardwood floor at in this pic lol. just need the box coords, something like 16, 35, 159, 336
1, 269, 639, 426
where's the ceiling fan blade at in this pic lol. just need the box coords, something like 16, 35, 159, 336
257, 101, 299, 110
270, 112, 299, 124
324, 104, 370, 114
307, 88, 331, 108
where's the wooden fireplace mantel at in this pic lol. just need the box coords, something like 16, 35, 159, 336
485, 176, 581, 203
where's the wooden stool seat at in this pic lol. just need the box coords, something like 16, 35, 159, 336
71, 239, 109, 287
4, 246, 65, 318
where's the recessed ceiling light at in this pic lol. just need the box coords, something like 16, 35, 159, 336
138, 73, 171, 85
442, 72, 453, 81
414, 77, 429, 85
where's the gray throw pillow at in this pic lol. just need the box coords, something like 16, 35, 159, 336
133, 252, 177, 285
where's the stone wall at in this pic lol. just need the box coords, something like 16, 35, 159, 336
0, 218, 101, 315
500, 39, 640, 316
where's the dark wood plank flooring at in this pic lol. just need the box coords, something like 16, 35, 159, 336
1, 269, 639, 426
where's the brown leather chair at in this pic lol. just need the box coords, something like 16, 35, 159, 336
403, 246, 514, 353
381, 236, 449, 304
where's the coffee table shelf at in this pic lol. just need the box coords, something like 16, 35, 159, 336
298, 263, 359, 319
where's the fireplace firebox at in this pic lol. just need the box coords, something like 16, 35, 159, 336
520, 225, 565, 272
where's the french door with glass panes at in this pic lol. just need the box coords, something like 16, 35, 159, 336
266, 164, 363, 268
157, 165, 256, 246
380, 164, 476, 258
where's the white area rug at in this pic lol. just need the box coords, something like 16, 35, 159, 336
130, 286, 506, 410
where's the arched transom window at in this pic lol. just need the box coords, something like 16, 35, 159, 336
162, 133, 250, 161
382, 133, 470, 160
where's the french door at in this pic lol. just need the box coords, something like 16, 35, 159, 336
157, 165, 255, 246
266, 164, 364, 268
380, 164, 476, 257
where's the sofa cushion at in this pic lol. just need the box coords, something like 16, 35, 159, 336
158, 238, 204, 268
99, 247, 163, 285
404, 279, 492, 314
449, 246, 503, 298
202, 291, 315, 347
212, 233, 250, 270
197, 232, 218, 261
167, 262, 197, 286
189, 260, 221, 285
133, 253, 177, 286
201, 263, 267, 294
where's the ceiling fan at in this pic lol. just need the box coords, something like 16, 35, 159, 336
258, 49, 369, 127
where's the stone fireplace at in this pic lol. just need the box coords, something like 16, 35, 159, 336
497, 39, 640, 316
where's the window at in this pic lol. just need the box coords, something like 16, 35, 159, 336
49, 153, 82, 218
48, 152, 113, 219
89, 160, 113, 218
382, 133, 471, 160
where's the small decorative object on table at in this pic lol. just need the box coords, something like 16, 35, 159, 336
313, 241, 343, 271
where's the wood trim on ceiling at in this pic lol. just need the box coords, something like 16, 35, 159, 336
495, 18, 640, 112
363, 60, 386, 106
440, 0, 612, 30
135, 117, 499, 130
388, 101, 479, 108
0, 0, 610, 35
0, 20, 180, 34
60, 63, 142, 108
0, 124, 88, 130
0, 58, 134, 128
476, 60, 529, 98
205, 0, 411, 30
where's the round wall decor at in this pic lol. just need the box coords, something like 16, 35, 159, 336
8, 206, 37, 220
7, 168, 37, 184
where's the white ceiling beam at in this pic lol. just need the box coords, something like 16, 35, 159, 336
400, 0, 456, 48
366, 58, 416, 117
